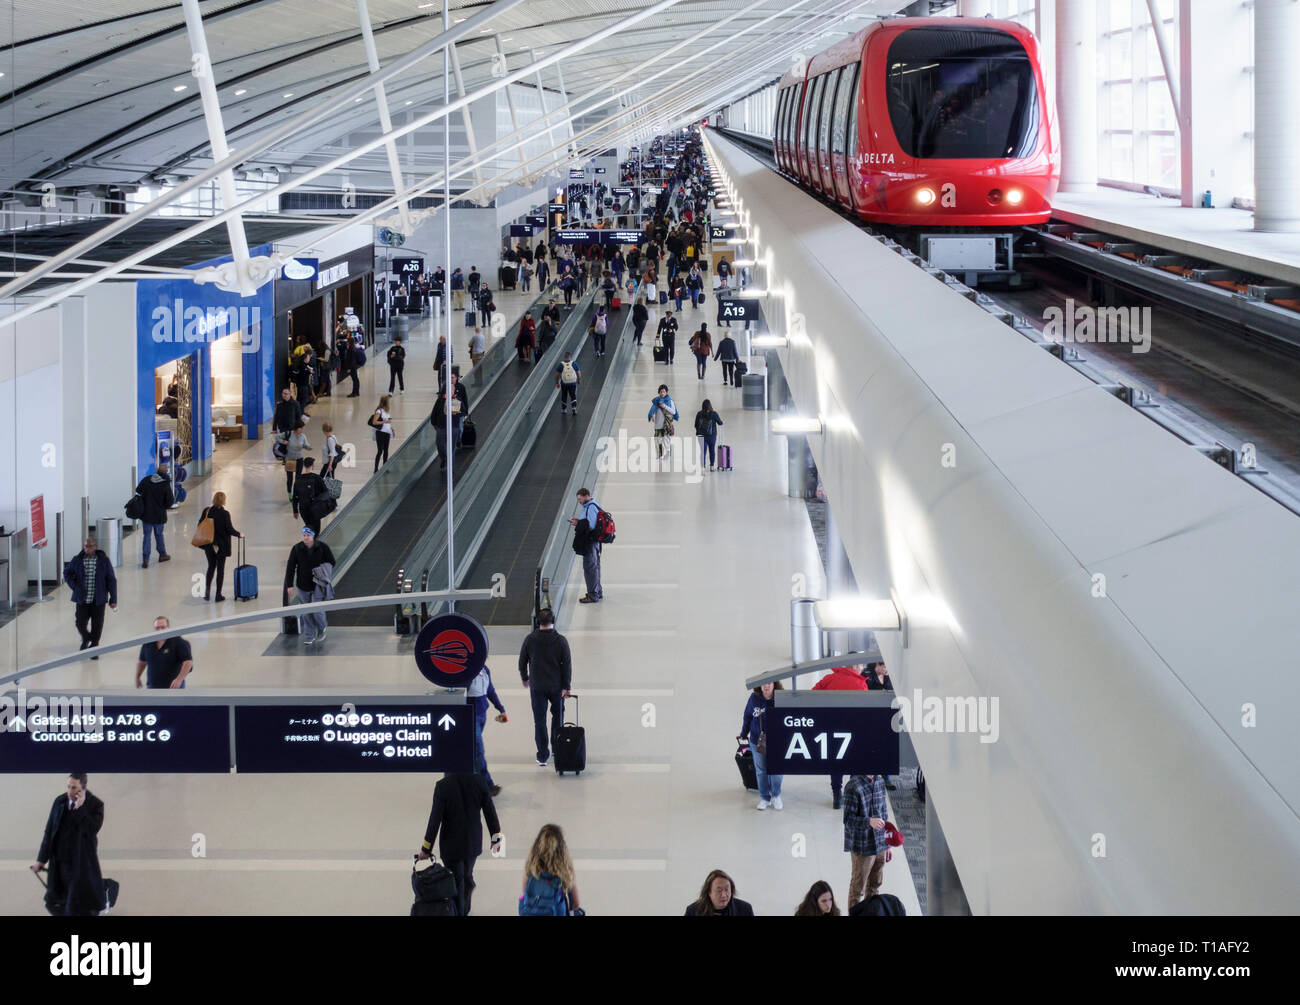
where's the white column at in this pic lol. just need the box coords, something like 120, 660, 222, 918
1055, 0, 1097, 193
1254, 0, 1300, 232
959, 0, 992, 16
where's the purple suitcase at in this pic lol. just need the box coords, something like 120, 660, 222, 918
717, 444, 732, 471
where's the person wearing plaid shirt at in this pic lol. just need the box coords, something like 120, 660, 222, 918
843, 774, 890, 907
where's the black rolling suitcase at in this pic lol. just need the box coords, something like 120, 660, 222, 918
653, 345, 668, 363
281, 586, 299, 636
459, 417, 477, 449
732, 359, 748, 387
735, 738, 758, 790
554, 695, 586, 776
410, 856, 460, 916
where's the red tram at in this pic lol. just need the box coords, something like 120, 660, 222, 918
773, 17, 1059, 227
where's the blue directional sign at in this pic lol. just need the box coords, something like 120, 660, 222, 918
233, 703, 474, 773
765, 694, 899, 775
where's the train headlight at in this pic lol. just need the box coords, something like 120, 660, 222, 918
915, 188, 936, 207
1006, 188, 1024, 206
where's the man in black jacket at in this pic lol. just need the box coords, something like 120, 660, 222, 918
32, 773, 106, 916
431, 371, 470, 471
291, 458, 331, 534
271, 386, 304, 434
284, 527, 335, 645
714, 332, 739, 386
518, 608, 573, 766
418, 772, 502, 916
134, 467, 175, 568
386, 335, 406, 393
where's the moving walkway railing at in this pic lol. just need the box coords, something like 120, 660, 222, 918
319, 281, 560, 579
0, 588, 494, 687
534, 294, 639, 623
407, 287, 601, 602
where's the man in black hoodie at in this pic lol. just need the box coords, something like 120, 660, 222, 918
518, 608, 573, 767
417, 772, 502, 916
290, 457, 331, 534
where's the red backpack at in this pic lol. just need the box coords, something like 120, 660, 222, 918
593, 506, 616, 544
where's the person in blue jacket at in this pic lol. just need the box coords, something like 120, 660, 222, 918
467, 666, 507, 796
739, 681, 784, 811
648, 384, 679, 462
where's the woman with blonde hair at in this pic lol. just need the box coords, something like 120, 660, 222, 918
197, 491, 240, 603
368, 394, 393, 471
519, 823, 582, 915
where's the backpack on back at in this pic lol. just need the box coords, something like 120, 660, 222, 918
593, 507, 615, 544
560, 361, 578, 385
594, 314, 608, 335
519, 872, 569, 916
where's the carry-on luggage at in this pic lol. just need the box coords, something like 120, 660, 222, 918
411, 856, 460, 916
659, 290, 669, 305
281, 586, 299, 635
554, 695, 586, 776
459, 417, 477, 449
34, 867, 119, 915
732, 360, 748, 387
653, 345, 668, 363
611, 296, 622, 310
717, 444, 733, 471
465, 311, 477, 327
735, 738, 758, 790
234, 538, 258, 602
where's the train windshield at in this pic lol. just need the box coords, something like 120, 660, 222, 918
886, 27, 1040, 159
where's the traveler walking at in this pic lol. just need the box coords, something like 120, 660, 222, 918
715, 331, 740, 386
335, 333, 360, 397
134, 615, 194, 689
431, 371, 469, 471
569, 488, 604, 603
684, 869, 755, 916
134, 466, 175, 568
32, 774, 106, 916
739, 681, 784, 810
321, 422, 342, 478
843, 773, 891, 907
656, 310, 678, 364
291, 457, 331, 535
368, 395, 393, 472
467, 666, 506, 796
648, 384, 679, 461
196, 491, 240, 602
693, 399, 724, 471
466, 266, 481, 303
284, 526, 334, 645
284, 421, 310, 497
434, 335, 453, 381
451, 267, 465, 311
520, 824, 583, 916
418, 772, 502, 917
632, 298, 649, 347
592, 306, 609, 357
689, 324, 713, 379
535, 255, 550, 288
478, 285, 495, 329
555, 351, 581, 414
518, 608, 573, 765
516, 313, 537, 362
271, 386, 304, 435
387, 335, 406, 393
795, 880, 841, 916
62, 537, 117, 659
469, 326, 486, 367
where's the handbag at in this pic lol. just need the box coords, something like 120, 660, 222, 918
367, 411, 382, 430
756, 731, 767, 756
191, 511, 215, 549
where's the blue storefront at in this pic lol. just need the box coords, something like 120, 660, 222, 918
135, 245, 275, 480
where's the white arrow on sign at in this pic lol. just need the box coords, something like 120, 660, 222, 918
438, 714, 456, 731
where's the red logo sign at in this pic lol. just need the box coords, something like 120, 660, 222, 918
414, 613, 489, 687
29, 496, 46, 549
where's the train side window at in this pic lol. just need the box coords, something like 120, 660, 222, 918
779, 88, 792, 158
846, 62, 861, 157
804, 75, 823, 154
821, 66, 843, 155
790, 85, 803, 152
833, 63, 858, 159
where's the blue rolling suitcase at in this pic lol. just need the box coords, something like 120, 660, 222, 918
464, 310, 477, 327
233, 538, 258, 601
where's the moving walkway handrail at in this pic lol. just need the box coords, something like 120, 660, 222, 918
0, 588, 494, 687
410, 287, 601, 599
320, 280, 560, 579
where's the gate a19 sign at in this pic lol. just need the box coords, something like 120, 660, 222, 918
717, 297, 760, 325
765, 694, 899, 774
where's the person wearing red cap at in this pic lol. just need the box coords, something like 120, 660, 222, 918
813, 664, 871, 810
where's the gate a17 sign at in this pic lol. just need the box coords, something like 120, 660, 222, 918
765, 691, 899, 774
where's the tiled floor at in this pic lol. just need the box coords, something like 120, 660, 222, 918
0, 244, 921, 916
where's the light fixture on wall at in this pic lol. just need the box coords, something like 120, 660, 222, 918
770, 416, 824, 435
814, 595, 908, 649
751, 334, 789, 349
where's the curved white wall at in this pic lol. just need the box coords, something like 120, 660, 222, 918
707, 131, 1300, 913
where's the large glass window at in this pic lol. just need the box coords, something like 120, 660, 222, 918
804, 75, 825, 154
885, 27, 1041, 159
832, 63, 859, 158
1098, 0, 1180, 191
